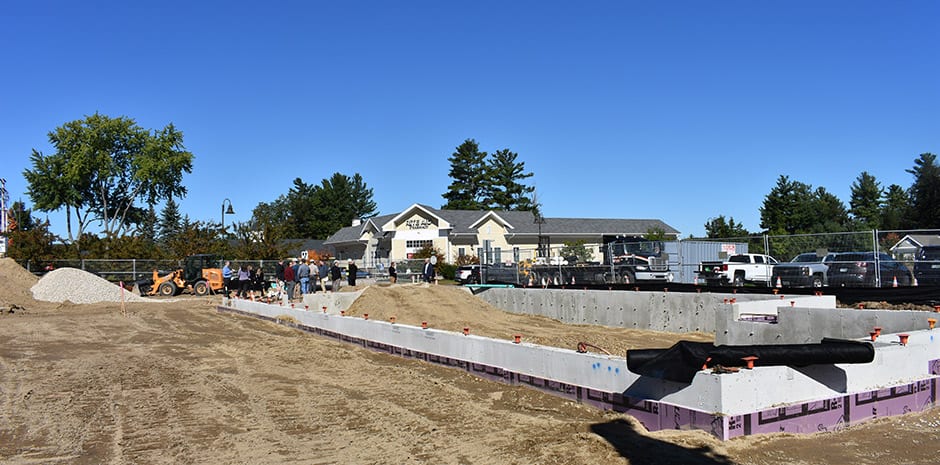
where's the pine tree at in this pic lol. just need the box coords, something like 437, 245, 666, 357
849, 172, 883, 228
158, 197, 182, 244
906, 153, 940, 228
882, 184, 911, 230
441, 139, 488, 210
486, 149, 535, 211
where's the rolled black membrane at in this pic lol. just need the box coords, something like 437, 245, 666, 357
626, 338, 874, 383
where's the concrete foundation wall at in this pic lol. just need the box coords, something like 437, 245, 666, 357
475, 288, 759, 333
722, 306, 940, 345
223, 297, 940, 417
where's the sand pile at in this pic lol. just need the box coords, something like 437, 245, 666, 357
345, 283, 714, 354
0, 258, 40, 307
32, 268, 153, 304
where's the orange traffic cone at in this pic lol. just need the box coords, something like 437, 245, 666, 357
892, 276, 898, 288
775, 276, 782, 288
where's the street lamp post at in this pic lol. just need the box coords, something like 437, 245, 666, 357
221, 198, 235, 236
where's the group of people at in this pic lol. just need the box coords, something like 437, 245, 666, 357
220, 257, 436, 301
274, 258, 362, 301
221, 260, 267, 299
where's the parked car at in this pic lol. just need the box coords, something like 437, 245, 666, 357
455, 265, 483, 284
827, 252, 912, 287
914, 246, 940, 286
771, 252, 835, 288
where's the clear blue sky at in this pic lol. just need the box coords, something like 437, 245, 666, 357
2, 1, 938, 239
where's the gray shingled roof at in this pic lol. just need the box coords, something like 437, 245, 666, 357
324, 214, 397, 245
324, 205, 678, 245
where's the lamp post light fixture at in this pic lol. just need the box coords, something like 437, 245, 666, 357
221, 198, 235, 236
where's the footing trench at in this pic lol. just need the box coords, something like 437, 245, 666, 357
219, 298, 940, 440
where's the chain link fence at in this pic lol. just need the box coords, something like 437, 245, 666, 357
20, 229, 940, 288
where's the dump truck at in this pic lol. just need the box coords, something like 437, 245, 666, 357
147, 254, 226, 296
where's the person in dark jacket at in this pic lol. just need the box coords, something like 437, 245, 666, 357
330, 261, 342, 292
388, 262, 397, 284
283, 259, 296, 301
422, 258, 434, 283
318, 260, 329, 292
347, 261, 358, 287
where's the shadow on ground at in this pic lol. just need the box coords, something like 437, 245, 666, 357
590, 419, 738, 465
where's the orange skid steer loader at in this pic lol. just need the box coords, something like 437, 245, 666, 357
147, 254, 226, 297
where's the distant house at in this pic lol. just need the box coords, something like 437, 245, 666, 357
890, 234, 940, 260
324, 203, 679, 267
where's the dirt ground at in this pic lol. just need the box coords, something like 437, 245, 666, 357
2, 259, 940, 464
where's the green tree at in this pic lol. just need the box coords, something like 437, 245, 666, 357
811, 187, 850, 233
906, 153, 940, 228
849, 172, 883, 229
309, 173, 378, 239
4, 205, 57, 263
442, 139, 488, 210
157, 197, 182, 245
486, 149, 535, 211
271, 173, 377, 240
560, 240, 593, 263
881, 184, 911, 230
23, 113, 194, 242
704, 215, 749, 238
760, 176, 816, 234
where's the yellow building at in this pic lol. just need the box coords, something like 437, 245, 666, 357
325, 203, 678, 268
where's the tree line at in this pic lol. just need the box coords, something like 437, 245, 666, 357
705, 153, 940, 238
5, 115, 538, 263
6, 113, 937, 264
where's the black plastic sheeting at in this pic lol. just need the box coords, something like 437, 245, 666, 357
626, 338, 875, 383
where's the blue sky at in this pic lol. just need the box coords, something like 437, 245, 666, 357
2, 1, 938, 239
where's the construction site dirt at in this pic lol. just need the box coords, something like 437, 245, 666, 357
2, 258, 939, 464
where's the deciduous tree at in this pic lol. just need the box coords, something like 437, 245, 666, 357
23, 113, 193, 243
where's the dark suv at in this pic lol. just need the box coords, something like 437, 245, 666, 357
827, 252, 912, 287
914, 246, 940, 286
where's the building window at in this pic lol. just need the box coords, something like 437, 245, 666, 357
477, 247, 484, 264
513, 247, 520, 263
494, 247, 502, 263
458, 248, 465, 257
406, 240, 432, 248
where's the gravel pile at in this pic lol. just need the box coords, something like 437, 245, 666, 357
32, 268, 153, 304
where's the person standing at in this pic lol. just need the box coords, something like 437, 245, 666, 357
330, 261, 342, 292
318, 260, 329, 292
283, 259, 296, 301
298, 259, 311, 295
238, 265, 251, 298
422, 258, 434, 283
222, 261, 233, 296
388, 262, 397, 284
347, 260, 358, 287
275, 259, 285, 297
252, 265, 265, 298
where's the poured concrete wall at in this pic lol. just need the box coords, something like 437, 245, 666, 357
722, 306, 940, 345
475, 288, 831, 338
474, 288, 756, 333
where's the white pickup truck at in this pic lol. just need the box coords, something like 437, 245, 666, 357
697, 253, 778, 287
